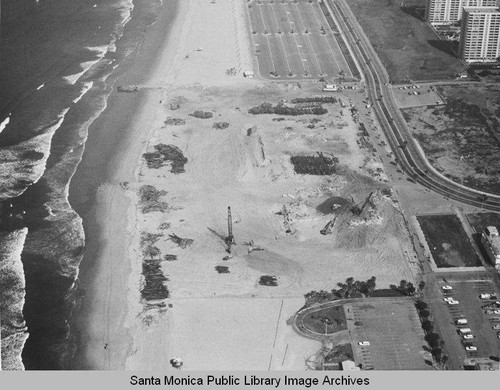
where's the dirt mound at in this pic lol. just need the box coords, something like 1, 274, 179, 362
316, 196, 351, 215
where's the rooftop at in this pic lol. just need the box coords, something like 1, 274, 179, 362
463, 6, 500, 14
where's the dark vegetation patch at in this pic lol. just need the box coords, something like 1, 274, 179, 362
415, 299, 448, 365
164, 117, 186, 126
305, 276, 376, 306
417, 214, 481, 267
163, 254, 178, 261
215, 265, 229, 274
302, 305, 347, 335
189, 110, 213, 119
138, 185, 169, 213
140, 232, 163, 259
403, 86, 500, 194
249, 102, 328, 116
141, 260, 169, 301
389, 279, 417, 296
291, 97, 339, 104
213, 122, 229, 129
259, 275, 278, 286
143, 144, 188, 173
168, 233, 194, 249
290, 153, 339, 175
323, 344, 354, 367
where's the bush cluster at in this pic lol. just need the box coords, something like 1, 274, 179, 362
290, 153, 339, 175
189, 110, 213, 119
248, 102, 328, 116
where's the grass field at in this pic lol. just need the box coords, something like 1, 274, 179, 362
247, 0, 357, 80
347, 299, 430, 370
346, 0, 465, 82
302, 304, 347, 335
403, 84, 500, 194
417, 214, 482, 268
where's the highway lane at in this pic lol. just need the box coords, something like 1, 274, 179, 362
322, 0, 500, 212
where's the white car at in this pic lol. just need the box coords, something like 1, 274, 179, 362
441, 285, 453, 291
486, 309, 500, 315
358, 341, 370, 346
465, 346, 477, 352
447, 300, 459, 305
463, 334, 474, 339
492, 324, 500, 330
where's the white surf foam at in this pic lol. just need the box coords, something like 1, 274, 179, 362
0, 114, 11, 135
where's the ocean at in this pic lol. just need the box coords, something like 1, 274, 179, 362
0, 0, 172, 369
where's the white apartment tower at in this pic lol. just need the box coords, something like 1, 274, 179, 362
425, 0, 497, 25
459, 7, 500, 62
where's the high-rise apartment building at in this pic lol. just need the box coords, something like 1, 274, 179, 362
459, 7, 500, 62
425, 0, 497, 25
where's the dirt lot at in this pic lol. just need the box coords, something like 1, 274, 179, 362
347, 0, 465, 82
417, 214, 482, 268
402, 84, 500, 194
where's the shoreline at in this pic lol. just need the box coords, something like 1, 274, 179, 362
69, 0, 184, 369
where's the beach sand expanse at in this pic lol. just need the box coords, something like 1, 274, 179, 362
72, 0, 420, 370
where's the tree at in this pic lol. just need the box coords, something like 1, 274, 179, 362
415, 300, 428, 311
418, 281, 426, 291
422, 320, 433, 332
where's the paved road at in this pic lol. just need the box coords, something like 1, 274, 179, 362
323, 0, 500, 212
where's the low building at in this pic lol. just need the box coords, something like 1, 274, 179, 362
323, 84, 339, 92
341, 360, 361, 371
481, 226, 500, 268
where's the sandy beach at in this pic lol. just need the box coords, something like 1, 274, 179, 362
71, 0, 420, 370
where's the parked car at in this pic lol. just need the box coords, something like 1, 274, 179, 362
358, 341, 370, 346
456, 319, 468, 325
486, 309, 500, 315
447, 300, 459, 305
492, 324, 500, 330
463, 334, 474, 339
465, 346, 477, 352
441, 285, 453, 291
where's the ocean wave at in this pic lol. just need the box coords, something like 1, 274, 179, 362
0, 228, 29, 371
0, 115, 11, 135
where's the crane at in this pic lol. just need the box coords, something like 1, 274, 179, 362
225, 206, 235, 252
351, 192, 374, 216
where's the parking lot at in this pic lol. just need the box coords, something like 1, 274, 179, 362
247, 0, 355, 80
438, 278, 500, 360
345, 299, 431, 370
391, 84, 444, 109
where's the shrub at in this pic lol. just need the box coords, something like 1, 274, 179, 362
290, 153, 339, 175
213, 122, 230, 129
138, 185, 169, 213
189, 110, 213, 119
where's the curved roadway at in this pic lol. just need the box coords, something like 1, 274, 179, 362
323, 0, 500, 212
